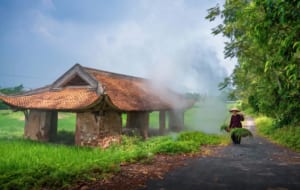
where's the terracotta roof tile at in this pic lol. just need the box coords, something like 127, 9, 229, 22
85, 68, 193, 111
0, 88, 100, 110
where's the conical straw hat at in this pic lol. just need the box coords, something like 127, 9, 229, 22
229, 107, 240, 112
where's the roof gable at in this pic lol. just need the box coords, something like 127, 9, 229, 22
51, 64, 101, 91
61, 74, 89, 87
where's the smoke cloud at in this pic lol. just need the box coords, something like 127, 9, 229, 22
185, 96, 228, 134
1, 0, 232, 133
0, 0, 232, 95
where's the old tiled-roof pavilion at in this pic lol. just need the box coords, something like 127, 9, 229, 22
0, 64, 195, 147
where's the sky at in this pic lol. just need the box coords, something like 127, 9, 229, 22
0, 0, 234, 95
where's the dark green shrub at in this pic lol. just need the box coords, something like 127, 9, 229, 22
153, 139, 199, 154
177, 131, 223, 145
230, 128, 253, 138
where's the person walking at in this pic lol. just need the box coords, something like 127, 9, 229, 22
229, 108, 244, 144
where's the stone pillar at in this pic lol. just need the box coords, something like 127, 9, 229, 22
49, 111, 58, 141
126, 112, 149, 139
168, 110, 184, 132
159, 111, 166, 135
24, 110, 58, 141
75, 111, 122, 148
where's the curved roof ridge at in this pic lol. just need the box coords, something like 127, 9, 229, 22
83, 66, 148, 81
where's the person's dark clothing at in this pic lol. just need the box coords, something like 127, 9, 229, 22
229, 114, 244, 129
231, 133, 241, 144
229, 113, 244, 144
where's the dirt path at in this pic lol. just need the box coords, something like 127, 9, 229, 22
142, 117, 300, 190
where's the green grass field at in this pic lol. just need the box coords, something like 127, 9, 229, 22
0, 110, 77, 139
0, 110, 25, 138
0, 108, 230, 190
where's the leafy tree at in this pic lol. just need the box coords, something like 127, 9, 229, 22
0, 85, 24, 109
0, 85, 24, 95
207, 0, 300, 126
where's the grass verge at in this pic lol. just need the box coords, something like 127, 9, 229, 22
255, 116, 300, 152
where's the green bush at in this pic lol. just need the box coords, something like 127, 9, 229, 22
255, 116, 275, 135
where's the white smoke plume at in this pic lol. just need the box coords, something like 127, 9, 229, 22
1, 0, 232, 133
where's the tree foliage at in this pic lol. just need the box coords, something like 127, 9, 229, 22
0, 85, 24, 95
206, 0, 300, 126
0, 85, 24, 109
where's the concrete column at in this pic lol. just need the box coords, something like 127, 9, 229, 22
159, 111, 166, 135
126, 112, 149, 139
24, 110, 58, 141
75, 111, 122, 148
168, 110, 184, 132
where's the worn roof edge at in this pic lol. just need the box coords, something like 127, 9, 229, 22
1, 95, 104, 112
